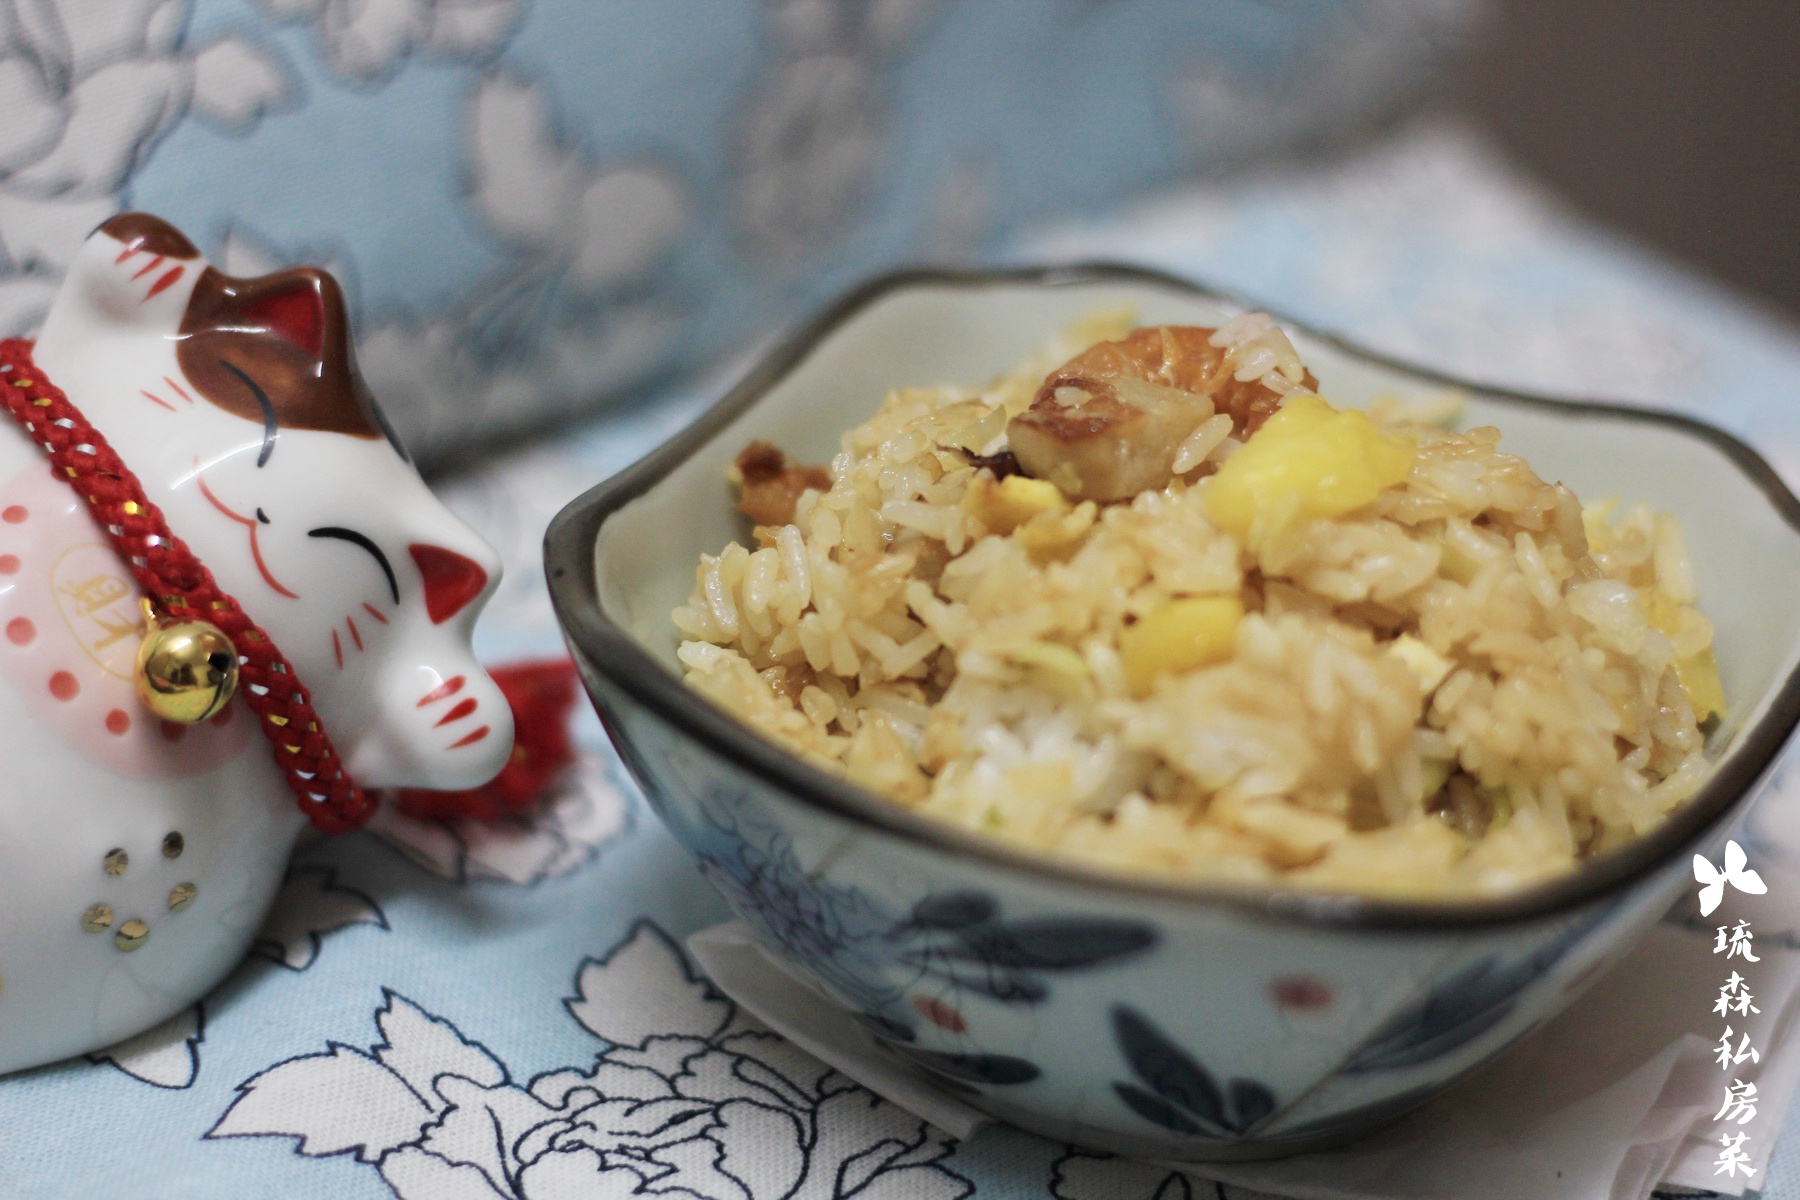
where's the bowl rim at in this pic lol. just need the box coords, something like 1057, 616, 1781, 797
546, 262, 1800, 931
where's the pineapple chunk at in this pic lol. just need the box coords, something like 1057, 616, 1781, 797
963, 473, 1068, 535
1646, 592, 1725, 719
1389, 634, 1452, 694
1204, 393, 1416, 539
1122, 596, 1243, 696
1677, 651, 1726, 721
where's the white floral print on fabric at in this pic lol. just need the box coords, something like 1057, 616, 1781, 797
253, 865, 388, 971
366, 754, 632, 886
261, 0, 524, 82
88, 1002, 204, 1089
1170, 1, 1478, 167
735, 0, 943, 267
0, 0, 291, 333
1053, 1151, 1315, 1200
208, 922, 974, 1199
354, 66, 693, 456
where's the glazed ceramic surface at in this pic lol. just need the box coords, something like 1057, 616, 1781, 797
0, 214, 512, 1074
547, 267, 1800, 1159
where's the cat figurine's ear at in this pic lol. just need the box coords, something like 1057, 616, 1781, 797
178, 264, 389, 443
41, 211, 395, 449
43, 212, 206, 334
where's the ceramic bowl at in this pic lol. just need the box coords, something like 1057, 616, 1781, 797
545, 266, 1800, 1160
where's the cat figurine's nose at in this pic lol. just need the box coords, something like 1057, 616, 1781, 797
408, 543, 490, 624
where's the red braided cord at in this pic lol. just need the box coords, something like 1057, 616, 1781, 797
0, 339, 372, 833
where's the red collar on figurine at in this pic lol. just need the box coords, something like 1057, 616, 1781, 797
0, 338, 374, 833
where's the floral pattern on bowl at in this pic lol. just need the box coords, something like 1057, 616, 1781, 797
658, 771, 1159, 1090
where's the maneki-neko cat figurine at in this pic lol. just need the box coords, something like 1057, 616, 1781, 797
0, 214, 513, 1073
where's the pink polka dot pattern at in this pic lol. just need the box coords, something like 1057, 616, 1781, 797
0, 463, 250, 776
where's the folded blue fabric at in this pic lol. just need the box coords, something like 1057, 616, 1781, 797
0, 0, 1474, 462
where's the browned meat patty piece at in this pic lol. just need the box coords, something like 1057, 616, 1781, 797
1007, 326, 1315, 501
734, 441, 830, 526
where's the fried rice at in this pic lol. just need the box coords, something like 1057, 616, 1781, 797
672, 311, 1720, 898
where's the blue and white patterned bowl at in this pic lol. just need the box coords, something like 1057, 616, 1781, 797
546, 266, 1800, 1160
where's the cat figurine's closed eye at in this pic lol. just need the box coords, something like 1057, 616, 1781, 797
0, 213, 513, 1073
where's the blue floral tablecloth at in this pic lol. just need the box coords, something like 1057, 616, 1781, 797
5, 120, 1800, 1200
0, 0, 1472, 465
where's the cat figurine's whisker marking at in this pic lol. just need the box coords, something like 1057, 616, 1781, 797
435, 698, 478, 728
114, 242, 187, 304
419, 675, 465, 706
0, 212, 514, 1074
145, 267, 186, 300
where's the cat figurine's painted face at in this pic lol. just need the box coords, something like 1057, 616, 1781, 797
23, 212, 512, 790
0, 213, 516, 1078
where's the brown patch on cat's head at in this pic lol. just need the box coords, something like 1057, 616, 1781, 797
176, 265, 385, 442
99, 212, 200, 261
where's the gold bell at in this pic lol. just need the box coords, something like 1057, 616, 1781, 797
135, 603, 239, 724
